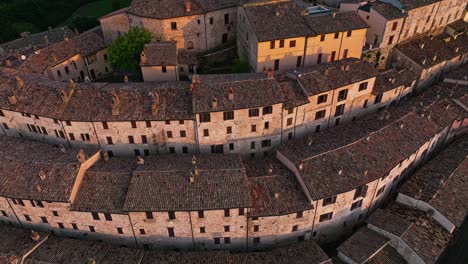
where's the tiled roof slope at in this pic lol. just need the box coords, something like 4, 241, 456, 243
192, 73, 289, 113
337, 227, 389, 264
99, 247, 144, 264
19, 31, 106, 74
289, 58, 379, 96
24, 237, 111, 264
399, 0, 440, 10
399, 135, 468, 228
141, 42, 177, 66
0, 27, 74, 51
0, 136, 84, 202
243, 0, 312, 41
129, 0, 205, 19
396, 32, 467, 69
70, 158, 137, 214
366, 245, 408, 264
277, 81, 467, 165
373, 68, 418, 94
371, 1, 406, 20
280, 97, 463, 200
367, 203, 452, 264
123, 154, 251, 211
304, 12, 369, 35
0, 226, 42, 262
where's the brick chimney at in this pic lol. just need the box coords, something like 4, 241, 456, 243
228, 87, 234, 101
124, 75, 129, 83
76, 149, 87, 163
212, 96, 218, 110
185, 0, 191, 12
111, 91, 121, 116
16, 76, 24, 89
8, 95, 18, 105
151, 92, 161, 116
265, 68, 274, 79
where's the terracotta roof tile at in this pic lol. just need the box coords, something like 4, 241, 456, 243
338, 227, 389, 264
305, 12, 369, 35
141, 42, 177, 66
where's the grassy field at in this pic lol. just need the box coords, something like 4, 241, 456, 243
64, 0, 132, 24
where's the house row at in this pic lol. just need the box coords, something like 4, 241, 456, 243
0, 225, 331, 264
341, 0, 467, 50
0, 85, 465, 251
0, 58, 420, 158
237, 0, 369, 72
17, 28, 112, 82
337, 134, 468, 264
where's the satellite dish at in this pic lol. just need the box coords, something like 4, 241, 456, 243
21, 55, 26, 60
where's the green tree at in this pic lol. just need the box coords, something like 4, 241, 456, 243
231, 58, 251, 73
108, 27, 152, 71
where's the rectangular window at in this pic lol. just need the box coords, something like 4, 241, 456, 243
168, 211, 176, 220
376, 185, 385, 196
229, 143, 234, 150
199, 113, 211, 123
200, 227, 206, 233
117, 227, 123, 234
335, 104, 345, 117
363, 99, 368, 108
388, 36, 394, 45
351, 200, 363, 211
392, 22, 398, 31
91, 212, 100, 220
65, 121, 72, 126
359, 82, 368, 91
374, 94, 383, 104
338, 89, 348, 101
330, 51, 336, 62
198, 210, 204, 218
263, 106, 272, 115
249, 108, 259, 117
57, 223, 65, 229
239, 208, 245, 215
168, 227, 175, 237
279, 39, 284, 48
317, 94, 327, 104
41, 216, 48, 224
171, 22, 177, 30
317, 53, 322, 64
102, 122, 109, 129
106, 137, 113, 145
264, 122, 269, 129
166, 120, 171, 125
178, 120, 184, 125
131, 121, 137, 128
292, 225, 298, 232
270, 40, 275, 49
274, 59, 280, 71
214, 238, 220, 244
261, 139, 271, 148
334, 32, 339, 39
296, 56, 302, 67
180, 131, 186, 138
203, 129, 209, 137
290, 40, 296, 47
24, 214, 31, 221
296, 211, 303, 218
139, 229, 146, 235
254, 225, 259, 232
251, 125, 257, 132
52, 211, 59, 216
146, 212, 153, 219
287, 108, 294, 114
224, 13, 229, 24
224, 237, 231, 244
343, 49, 348, 59
141, 135, 148, 144
319, 212, 333, 222
72, 223, 78, 230
315, 124, 321, 133
181, 147, 188, 154
128, 136, 135, 144
322, 195, 337, 206
253, 237, 260, 244
287, 117, 293, 126
224, 209, 230, 217
314, 110, 326, 121
224, 226, 230, 232
223, 111, 234, 120
57, 70, 61, 77
0, 110, 4, 116
167, 131, 173, 138
162, 66, 167, 73
146, 121, 152, 128
226, 126, 232, 134
347, 30, 352, 37
210, 17, 214, 24
320, 35, 325, 41
104, 213, 112, 221
250, 141, 256, 149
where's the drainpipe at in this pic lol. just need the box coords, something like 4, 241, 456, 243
20, 234, 49, 264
